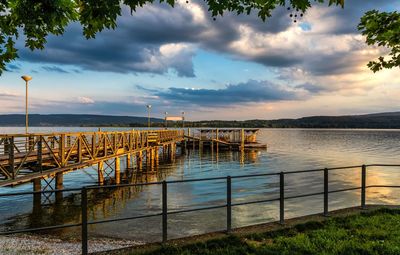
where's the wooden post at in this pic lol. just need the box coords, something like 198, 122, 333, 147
126, 153, 131, 169
4, 138, 9, 155
37, 136, 43, 172
115, 157, 121, 184
151, 148, 156, 170
98, 161, 104, 185
241, 128, 245, 151
8, 137, 14, 179
77, 136, 82, 163
33, 178, 41, 212
28, 135, 34, 151
137, 151, 143, 171
60, 134, 65, 167
55, 173, 63, 203
155, 147, 159, 167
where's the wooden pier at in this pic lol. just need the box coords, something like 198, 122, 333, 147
185, 128, 267, 150
0, 128, 266, 193
0, 130, 184, 188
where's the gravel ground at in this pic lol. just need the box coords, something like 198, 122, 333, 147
0, 234, 143, 255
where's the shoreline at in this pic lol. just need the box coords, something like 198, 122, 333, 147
0, 234, 143, 255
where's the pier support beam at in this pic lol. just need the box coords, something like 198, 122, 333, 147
33, 178, 41, 212
137, 151, 143, 171
155, 147, 159, 167
55, 173, 63, 203
98, 161, 104, 185
240, 128, 245, 151
115, 157, 121, 184
126, 154, 131, 169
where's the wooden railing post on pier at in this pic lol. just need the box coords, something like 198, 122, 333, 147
37, 136, 43, 172
8, 137, 14, 179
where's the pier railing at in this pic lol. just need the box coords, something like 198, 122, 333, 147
1, 164, 400, 254
0, 129, 184, 184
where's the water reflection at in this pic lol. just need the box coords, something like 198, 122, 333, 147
0, 128, 400, 242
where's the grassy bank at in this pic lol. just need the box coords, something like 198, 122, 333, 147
134, 208, 400, 255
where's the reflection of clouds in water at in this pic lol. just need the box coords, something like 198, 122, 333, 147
2, 128, 400, 241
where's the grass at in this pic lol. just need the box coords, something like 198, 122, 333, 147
135, 209, 400, 255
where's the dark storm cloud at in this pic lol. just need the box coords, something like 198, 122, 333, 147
6, 64, 21, 72
42, 66, 69, 73
296, 83, 327, 93
15, 0, 398, 77
16, 1, 293, 76
157, 80, 299, 106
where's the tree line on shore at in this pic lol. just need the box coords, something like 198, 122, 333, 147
2, 112, 400, 129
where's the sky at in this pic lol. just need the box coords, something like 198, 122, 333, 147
0, 0, 399, 121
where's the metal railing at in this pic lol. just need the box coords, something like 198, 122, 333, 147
1, 163, 400, 254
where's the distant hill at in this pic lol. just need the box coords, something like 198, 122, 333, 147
0, 114, 164, 127
185, 112, 400, 129
1, 112, 400, 128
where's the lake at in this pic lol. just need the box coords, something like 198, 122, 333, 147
1, 127, 400, 242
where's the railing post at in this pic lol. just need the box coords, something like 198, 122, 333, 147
279, 172, 285, 224
361, 165, 366, 209
162, 181, 168, 242
8, 137, 14, 179
227, 176, 232, 233
324, 168, 329, 216
37, 136, 43, 172
81, 187, 88, 255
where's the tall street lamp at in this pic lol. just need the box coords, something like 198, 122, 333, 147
21, 75, 32, 134
146, 104, 152, 128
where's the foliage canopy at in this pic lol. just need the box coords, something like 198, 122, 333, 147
0, 0, 398, 74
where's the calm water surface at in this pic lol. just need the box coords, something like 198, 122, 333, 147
1, 127, 400, 243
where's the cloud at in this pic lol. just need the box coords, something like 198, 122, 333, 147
42, 66, 69, 73
78, 96, 95, 104
0, 90, 19, 98
11, 0, 398, 95
157, 79, 301, 106
6, 64, 21, 72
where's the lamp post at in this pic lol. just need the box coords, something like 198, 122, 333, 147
21, 75, 32, 134
146, 104, 152, 128
181, 111, 185, 128
164, 112, 168, 129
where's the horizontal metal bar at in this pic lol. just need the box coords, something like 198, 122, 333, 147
86, 181, 163, 190
285, 191, 324, 200
88, 212, 163, 225
0, 188, 82, 197
367, 185, 400, 188
168, 204, 227, 215
328, 187, 361, 194
366, 164, 400, 167
232, 198, 280, 207
231, 173, 279, 179
0, 223, 81, 235
168, 177, 227, 184
284, 165, 363, 175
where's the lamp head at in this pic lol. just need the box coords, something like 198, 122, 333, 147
147, 104, 152, 109
21, 75, 32, 82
